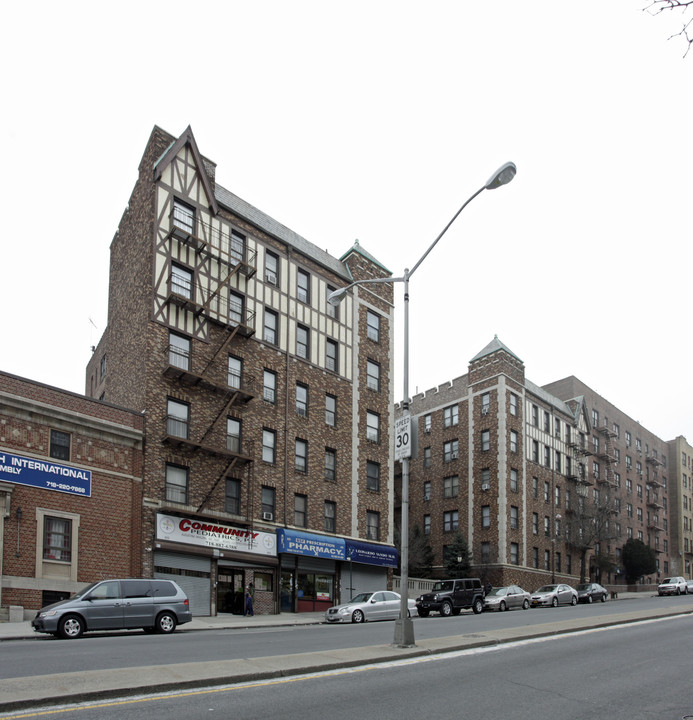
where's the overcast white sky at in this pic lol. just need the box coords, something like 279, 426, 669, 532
2, 1, 691, 443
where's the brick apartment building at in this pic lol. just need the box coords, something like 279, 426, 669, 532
0, 372, 144, 618
399, 336, 674, 590
85, 125, 396, 615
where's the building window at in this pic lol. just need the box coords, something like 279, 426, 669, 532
510, 506, 519, 530
424, 515, 431, 534
444, 511, 459, 532
481, 393, 490, 414
294, 494, 307, 527
481, 430, 490, 452
510, 468, 518, 492
532, 405, 539, 427
263, 369, 277, 403
228, 355, 242, 389
482, 468, 490, 488
227, 417, 242, 454
481, 542, 491, 562
481, 506, 490, 528
324, 501, 336, 533
544, 516, 550, 536
296, 324, 310, 360
326, 338, 339, 373
544, 550, 550, 571
265, 250, 279, 286
424, 447, 432, 468
43, 516, 72, 561
264, 309, 278, 345
367, 310, 380, 342
444, 405, 459, 427
167, 399, 189, 439
444, 439, 459, 463
325, 394, 337, 426
367, 411, 380, 443
168, 332, 190, 370
171, 263, 193, 299
173, 198, 195, 235
326, 284, 339, 319
230, 230, 246, 265
229, 291, 245, 326
424, 414, 432, 433
366, 359, 380, 391
295, 439, 308, 473
509, 393, 518, 416
165, 463, 188, 504
296, 383, 308, 417
49, 430, 71, 461
262, 429, 276, 464
510, 430, 518, 453
366, 461, 381, 492
225, 479, 241, 515
262, 487, 276, 520
297, 269, 311, 304
366, 511, 380, 540
423, 481, 431, 501
533, 547, 539, 569
443, 475, 459, 498
316, 446, 334, 484
544, 412, 551, 432
532, 440, 539, 463
99, 354, 107, 380
532, 512, 539, 534
510, 542, 519, 565
555, 418, 561, 438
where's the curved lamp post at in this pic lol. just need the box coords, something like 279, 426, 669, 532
328, 161, 517, 647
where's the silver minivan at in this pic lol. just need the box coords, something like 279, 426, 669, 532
31, 578, 192, 639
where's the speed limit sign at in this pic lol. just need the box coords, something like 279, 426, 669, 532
395, 415, 411, 461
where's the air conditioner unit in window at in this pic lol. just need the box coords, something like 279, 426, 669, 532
481, 483, 490, 491
451, 451, 459, 460
424, 427, 431, 434
262, 512, 274, 521
482, 406, 490, 415
266, 271, 277, 286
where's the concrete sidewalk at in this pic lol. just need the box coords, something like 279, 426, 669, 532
0, 592, 682, 713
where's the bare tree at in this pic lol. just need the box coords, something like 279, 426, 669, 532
565, 486, 621, 583
645, 1, 693, 56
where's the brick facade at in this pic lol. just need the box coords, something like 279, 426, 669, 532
0, 372, 144, 616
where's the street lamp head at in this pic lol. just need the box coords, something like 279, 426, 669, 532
484, 161, 517, 191
327, 286, 349, 307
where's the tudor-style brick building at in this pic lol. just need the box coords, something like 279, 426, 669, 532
0, 372, 144, 618
399, 337, 673, 590
85, 126, 396, 615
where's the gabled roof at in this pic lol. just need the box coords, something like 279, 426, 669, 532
470, 335, 523, 364
339, 239, 392, 275
153, 126, 219, 215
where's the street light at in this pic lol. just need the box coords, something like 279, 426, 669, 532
328, 161, 517, 647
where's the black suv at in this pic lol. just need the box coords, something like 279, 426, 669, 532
416, 578, 484, 617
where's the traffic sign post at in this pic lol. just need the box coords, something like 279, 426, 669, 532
395, 415, 411, 461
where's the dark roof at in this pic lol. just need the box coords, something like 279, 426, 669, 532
470, 335, 523, 364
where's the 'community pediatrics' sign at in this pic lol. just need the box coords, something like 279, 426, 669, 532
0, 451, 92, 497
156, 513, 277, 556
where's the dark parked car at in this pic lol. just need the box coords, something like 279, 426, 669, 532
576, 583, 608, 603
32, 578, 192, 639
416, 578, 484, 617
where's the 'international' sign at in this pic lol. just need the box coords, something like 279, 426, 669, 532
0, 451, 92, 497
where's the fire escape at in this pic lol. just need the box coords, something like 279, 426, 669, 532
566, 430, 593, 500
645, 451, 665, 553
161, 207, 258, 514
594, 422, 618, 489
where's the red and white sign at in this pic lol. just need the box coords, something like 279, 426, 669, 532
156, 513, 277, 556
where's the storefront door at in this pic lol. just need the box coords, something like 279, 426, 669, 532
217, 570, 244, 614
297, 572, 334, 612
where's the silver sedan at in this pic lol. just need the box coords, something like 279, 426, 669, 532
324, 591, 415, 623
530, 584, 578, 607
484, 585, 531, 612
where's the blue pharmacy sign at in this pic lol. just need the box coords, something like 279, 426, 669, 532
277, 529, 346, 560
346, 539, 399, 568
0, 451, 92, 497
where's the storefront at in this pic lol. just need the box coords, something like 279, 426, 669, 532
154, 513, 278, 616
276, 529, 398, 612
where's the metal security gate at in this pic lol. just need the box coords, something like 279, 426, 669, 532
339, 563, 387, 603
154, 551, 211, 616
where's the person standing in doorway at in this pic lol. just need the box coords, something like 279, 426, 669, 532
244, 583, 254, 616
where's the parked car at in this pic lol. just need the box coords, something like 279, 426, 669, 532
687, 579, 693, 594
324, 591, 416, 623
530, 584, 578, 607
658, 576, 688, 596
576, 583, 608, 603
31, 579, 192, 639
483, 585, 531, 612
416, 578, 485, 617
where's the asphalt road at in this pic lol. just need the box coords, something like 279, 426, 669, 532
3, 611, 690, 720
3, 594, 691, 680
